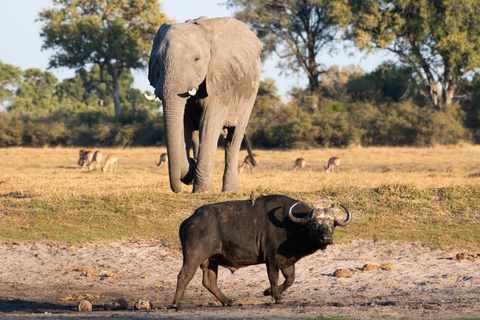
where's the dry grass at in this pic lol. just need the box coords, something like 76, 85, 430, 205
0, 146, 479, 250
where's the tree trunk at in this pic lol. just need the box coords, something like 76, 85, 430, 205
307, 39, 320, 93
112, 73, 122, 116
307, 71, 320, 93
420, 63, 441, 111
443, 82, 457, 106
429, 82, 440, 111
101, 62, 122, 116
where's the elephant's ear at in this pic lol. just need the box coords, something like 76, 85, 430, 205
198, 18, 262, 97
148, 23, 171, 89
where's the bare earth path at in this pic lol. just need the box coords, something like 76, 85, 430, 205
0, 239, 479, 319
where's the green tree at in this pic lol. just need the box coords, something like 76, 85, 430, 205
0, 61, 23, 109
319, 64, 363, 101
347, 61, 427, 104
247, 78, 284, 146
38, 0, 170, 116
227, 0, 338, 93
331, 0, 480, 110
11, 68, 59, 112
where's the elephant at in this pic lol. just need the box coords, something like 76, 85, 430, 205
145, 17, 262, 193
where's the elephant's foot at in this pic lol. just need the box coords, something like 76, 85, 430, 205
192, 183, 212, 193
222, 172, 239, 192
222, 184, 239, 193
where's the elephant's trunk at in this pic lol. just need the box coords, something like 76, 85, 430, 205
163, 98, 192, 193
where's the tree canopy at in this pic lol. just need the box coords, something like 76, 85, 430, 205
227, 0, 338, 93
0, 61, 22, 108
38, 0, 170, 115
330, 0, 480, 110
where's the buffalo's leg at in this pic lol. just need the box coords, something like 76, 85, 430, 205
173, 257, 201, 311
264, 264, 295, 296
266, 262, 282, 303
201, 260, 233, 306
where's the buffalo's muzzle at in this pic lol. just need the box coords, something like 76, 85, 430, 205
321, 236, 333, 244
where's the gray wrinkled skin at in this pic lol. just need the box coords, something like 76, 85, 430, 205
147, 17, 262, 193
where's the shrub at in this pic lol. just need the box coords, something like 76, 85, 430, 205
0, 112, 24, 146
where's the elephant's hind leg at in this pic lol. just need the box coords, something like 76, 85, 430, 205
222, 126, 241, 192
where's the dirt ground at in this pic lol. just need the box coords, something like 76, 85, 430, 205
0, 239, 479, 319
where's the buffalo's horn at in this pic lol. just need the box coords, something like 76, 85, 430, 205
188, 88, 197, 96
144, 92, 157, 101
335, 204, 352, 227
288, 202, 314, 224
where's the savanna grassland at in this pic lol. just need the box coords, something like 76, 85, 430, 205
0, 146, 479, 250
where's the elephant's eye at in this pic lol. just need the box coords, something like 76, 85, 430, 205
194, 57, 200, 62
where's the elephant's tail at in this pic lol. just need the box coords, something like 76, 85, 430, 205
243, 134, 258, 167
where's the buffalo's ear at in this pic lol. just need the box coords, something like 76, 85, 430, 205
199, 18, 262, 97
148, 23, 171, 89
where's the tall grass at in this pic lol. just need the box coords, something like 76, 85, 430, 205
0, 146, 479, 250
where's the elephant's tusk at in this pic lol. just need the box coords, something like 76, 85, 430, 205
188, 88, 197, 96
144, 93, 157, 101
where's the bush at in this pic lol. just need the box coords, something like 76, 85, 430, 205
22, 121, 68, 147
415, 104, 469, 145
0, 112, 24, 146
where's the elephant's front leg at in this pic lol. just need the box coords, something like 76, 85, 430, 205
223, 112, 251, 192
193, 110, 226, 193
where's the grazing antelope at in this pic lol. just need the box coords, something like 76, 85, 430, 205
78, 150, 94, 170
88, 150, 103, 170
78, 149, 87, 166
293, 157, 306, 171
102, 154, 118, 173
156, 153, 168, 167
239, 154, 259, 173
325, 157, 341, 173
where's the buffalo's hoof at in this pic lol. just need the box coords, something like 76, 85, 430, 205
172, 303, 183, 311
263, 288, 272, 296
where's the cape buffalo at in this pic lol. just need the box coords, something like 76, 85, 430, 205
173, 194, 352, 310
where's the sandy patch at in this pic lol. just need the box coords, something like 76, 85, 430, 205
0, 239, 479, 319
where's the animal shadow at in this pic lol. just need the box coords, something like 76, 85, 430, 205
0, 299, 75, 313
1, 191, 37, 199
467, 172, 480, 178
56, 166, 78, 170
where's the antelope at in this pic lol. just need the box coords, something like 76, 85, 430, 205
293, 157, 306, 171
78, 149, 87, 166
156, 153, 168, 167
102, 154, 118, 173
88, 150, 103, 170
78, 150, 94, 170
239, 154, 259, 173
325, 157, 341, 173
